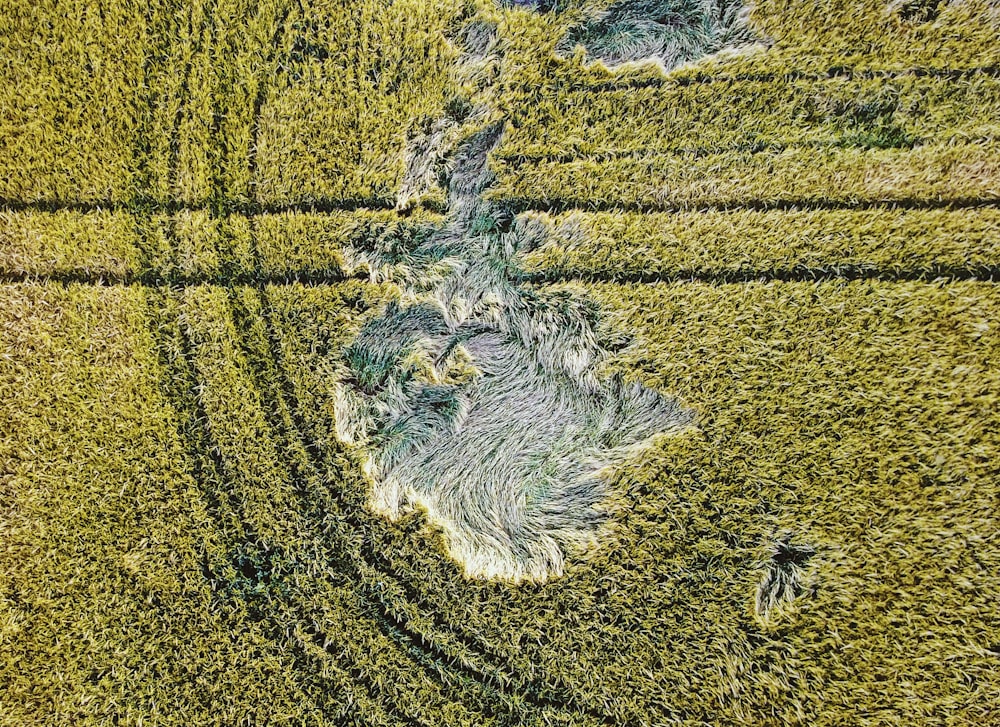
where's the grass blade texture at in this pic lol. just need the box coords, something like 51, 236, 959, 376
1, 0, 998, 724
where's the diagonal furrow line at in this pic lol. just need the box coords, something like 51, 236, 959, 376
161, 285, 433, 727
226, 287, 520, 724
249, 285, 615, 725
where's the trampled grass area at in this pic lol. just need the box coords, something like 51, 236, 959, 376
2, 0, 999, 724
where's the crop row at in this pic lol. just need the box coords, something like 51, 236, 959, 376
0, 0, 468, 208
489, 140, 1000, 211
0, 208, 443, 280
498, 72, 1000, 161
181, 282, 593, 725
0, 282, 354, 724
496, 0, 1000, 98
515, 207, 1000, 280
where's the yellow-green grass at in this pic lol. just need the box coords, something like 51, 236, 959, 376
169, 0, 288, 206
748, 0, 1000, 72
0, 280, 549, 725
275, 278, 996, 726
498, 72, 1000, 160
0, 0, 172, 204
251, 0, 468, 207
0, 209, 444, 281
179, 282, 576, 725
490, 140, 1000, 210
501, 0, 1000, 95
0, 0, 469, 209
517, 207, 1000, 280
5, 274, 998, 725
2, 0, 1000, 724
0, 209, 146, 279
0, 283, 359, 725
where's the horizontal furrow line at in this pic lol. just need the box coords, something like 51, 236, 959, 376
7, 264, 998, 290
0, 269, 362, 288
499, 197, 1000, 215
513, 64, 1000, 95
0, 197, 410, 217
519, 264, 1000, 286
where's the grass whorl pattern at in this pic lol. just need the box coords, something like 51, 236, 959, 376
336, 123, 692, 582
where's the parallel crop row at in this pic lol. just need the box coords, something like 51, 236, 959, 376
0, 208, 443, 281
499, 73, 1000, 161
489, 140, 1000, 211
182, 282, 592, 725
504, 0, 1000, 96
167, 0, 290, 206
0, 283, 354, 724
0, 0, 467, 209
516, 207, 1000, 281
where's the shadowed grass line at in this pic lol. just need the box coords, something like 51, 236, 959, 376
169, 0, 221, 199
495, 134, 988, 166
0, 197, 404, 216
498, 197, 1000, 215
7, 262, 996, 290
0, 269, 362, 288
244, 0, 296, 208
518, 63, 1000, 93
518, 263, 1000, 285
231, 285, 533, 720
170, 287, 443, 727
359, 549, 611, 719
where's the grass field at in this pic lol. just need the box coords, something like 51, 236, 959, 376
2, 0, 999, 725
